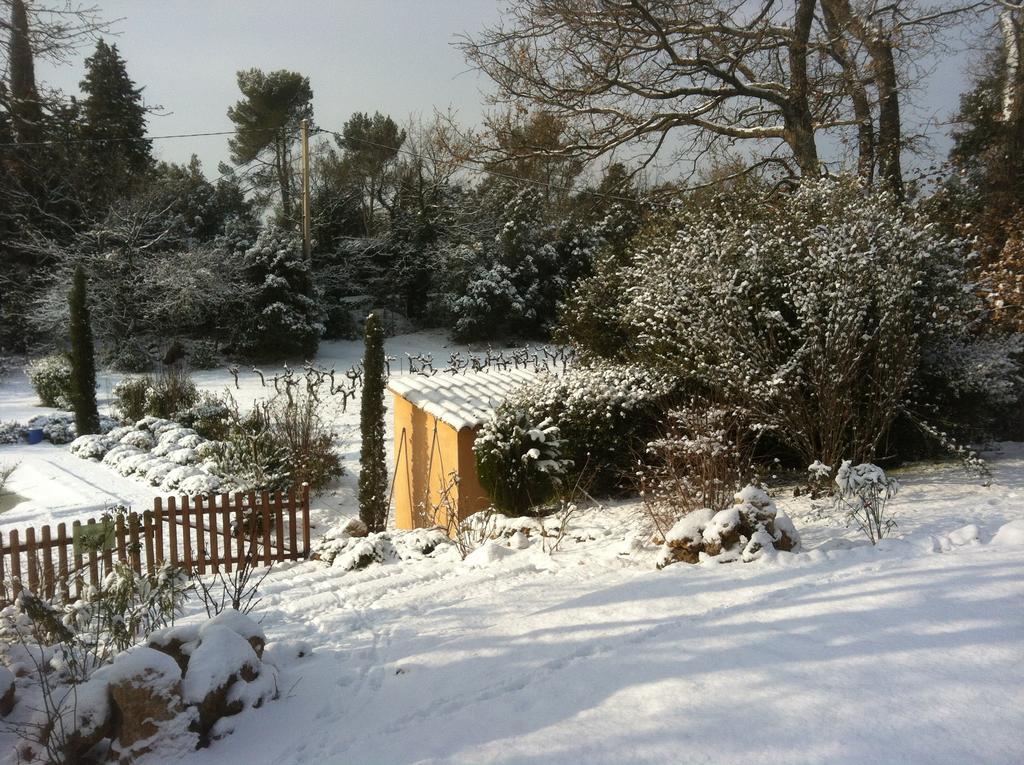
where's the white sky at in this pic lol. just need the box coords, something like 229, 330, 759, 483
34, 0, 993, 182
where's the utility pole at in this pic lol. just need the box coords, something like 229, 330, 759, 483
301, 118, 311, 262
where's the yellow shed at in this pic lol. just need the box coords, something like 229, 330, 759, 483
388, 369, 535, 532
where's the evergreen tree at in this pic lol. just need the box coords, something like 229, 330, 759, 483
238, 225, 322, 359
227, 69, 313, 225
6, 0, 43, 143
79, 39, 151, 209
68, 263, 100, 435
358, 312, 388, 532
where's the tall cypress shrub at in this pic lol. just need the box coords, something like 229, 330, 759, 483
68, 264, 100, 435
358, 312, 388, 531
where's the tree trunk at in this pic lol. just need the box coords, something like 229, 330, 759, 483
820, 0, 903, 199
822, 1, 875, 184
784, 0, 820, 177
1000, 8, 1024, 194
7, 0, 42, 144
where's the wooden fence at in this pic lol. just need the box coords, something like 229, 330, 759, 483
0, 485, 310, 606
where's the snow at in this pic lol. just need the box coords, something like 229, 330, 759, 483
182, 626, 259, 704
388, 367, 536, 431
111, 450, 1019, 765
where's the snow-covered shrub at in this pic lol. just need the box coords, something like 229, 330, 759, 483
814, 461, 900, 545
314, 524, 454, 569
102, 444, 144, 468
449, 188, 567, 342
0, 421, 26, 444
210, 386, 341, 495
188, 339, 220, 370
113, 367, 200, 423
658, 486, 799, 567
29, 412, 117, 445
502, 364, 678, 495
639, 406, 759, 537
69, 434, 110, 461
475, 402, 571, 515
103, 339, 153, 373
210, 402, 290, 493
113, 375, 152, 422
236, 225, 323, 359
119, 429, 155, 450
0, 461, 17, 496
25, 354, 74, 409
562, 176, 1023, 467
176, 393, 231, 441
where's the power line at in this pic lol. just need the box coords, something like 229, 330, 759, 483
0, 126, 295, 148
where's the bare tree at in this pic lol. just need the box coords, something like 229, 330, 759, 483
461, 0, 989, 189
460, 0, 849, 183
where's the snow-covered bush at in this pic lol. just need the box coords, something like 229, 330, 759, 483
113, 367, 200, 423
236, 225, 323, 359
640, 405, 760, 536
487, 364, 677, 496
475, 402, 571, 515
25, 354, 74, 409
0, 461, 17, 496
815, 461, 900, 544
562, 176, 1024, 467
0, 421, 26, 444
113, 376, 151, 422
658, 486, 799, 567
449, 188, 571, 342
188, 340, 220, 370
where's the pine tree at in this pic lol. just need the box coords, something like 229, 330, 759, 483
358, 312, 388, 532
6, 0, 43, 143
227, 69, 313, 225
79, 39, 151, 209
68, 264, 100, 435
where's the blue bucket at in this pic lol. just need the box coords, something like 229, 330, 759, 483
27, 428, 44, 445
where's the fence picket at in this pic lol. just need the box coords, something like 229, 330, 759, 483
194, 495, 206, 575
128, 513, 142, 574
288, 486, 298, 555
41, 525, 54, 599
57, 523, 69, 601
274, 492, 285, 563
25, 527, 39, 594
208, 495, 219, 573
182, 496, 193, 570
143, 511, 155, 575
167, 497, 178, 567
221, 493, 232, 573
302, 483, 311, 557
9, 530, 21, 599
0, 531, 6, 603
260, 491, 272, 567
71, 520, 83, 593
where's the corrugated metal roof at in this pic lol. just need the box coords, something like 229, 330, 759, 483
388, 369, 536, 431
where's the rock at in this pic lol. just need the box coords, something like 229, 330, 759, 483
183, 625, 261, 742
200, 610, 267, 659
342, 517, 369, 538
659, 487, 802, 567
106, 648, 190, 758
0, 666, 15, 716
148, 624, 200, 673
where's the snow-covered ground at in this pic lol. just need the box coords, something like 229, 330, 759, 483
2, 341, 1023, 764
140, 448, 1019, 765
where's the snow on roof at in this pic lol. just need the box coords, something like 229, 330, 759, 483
388, 368, 536, 431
